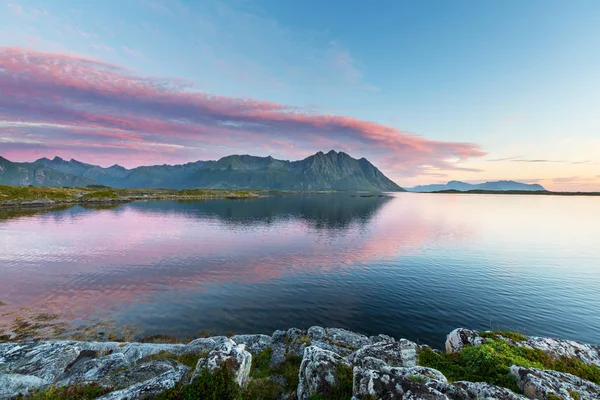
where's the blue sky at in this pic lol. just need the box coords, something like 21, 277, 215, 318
1, 0, 599, 190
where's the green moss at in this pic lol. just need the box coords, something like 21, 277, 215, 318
250, 348, 273, 379
156, 365, 240, 400
22, 383, 112, 399
480, 331, 527, 342
418, 338, 600, 394
292, 335, 311, 346
408, 375, 428, 384
569, 390, 581, 400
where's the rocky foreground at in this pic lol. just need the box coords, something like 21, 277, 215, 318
1, 327, 599, 399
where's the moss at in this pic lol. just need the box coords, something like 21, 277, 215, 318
250, 348, 273, 379
22, 383, 112, 399
569, 390, 581, 400
408, 375, 428, 384
418, 338, 600, 394
292, 335, 311, 346
156, 364, 240, 400
480, 331, 527, 342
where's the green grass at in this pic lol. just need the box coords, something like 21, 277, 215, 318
305, 363, 353, 400
20, 383, 112, 399
250, 348, 273, 379
480, 331, 527, 342
80, 190, 119, 200
418, 336, 600, 394
0, 185, 75, 201
156, 365, 241, 400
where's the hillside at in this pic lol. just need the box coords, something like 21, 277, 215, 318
1, 151, 404, 192
408, 180, 545, 192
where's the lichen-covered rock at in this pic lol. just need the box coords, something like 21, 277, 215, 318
270, 328, 308, 368
56, 352, 129, 387
452, 381, 527, 400
96, 362, 188, 400
346, 339, 418, 368
297, 346, 352, 400
369, 334, 395, 344
352, 365, 449, 400
0, 341, 82, 383
100, 359, 186, 389
114, 343, 204, 364
0, 373, 47, 398
192, 338, 252, 387
510, 365, 600, 400
307, 326, 371, 356
520, 336, 600, 368
445, 328, 484, 353
230, 334, 272, 354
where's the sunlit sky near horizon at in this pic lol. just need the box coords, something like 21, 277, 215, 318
1, 0, 599, 191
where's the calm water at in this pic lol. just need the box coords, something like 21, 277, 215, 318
1, 193, 599, 348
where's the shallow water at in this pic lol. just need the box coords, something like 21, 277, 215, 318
1, 193, 599, 348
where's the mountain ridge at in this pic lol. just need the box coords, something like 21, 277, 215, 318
408, 180, 546, 192
1, 151, 404, 192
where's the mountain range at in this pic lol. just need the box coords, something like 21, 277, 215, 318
407, 180, 546, 192
0, 151, 404, 192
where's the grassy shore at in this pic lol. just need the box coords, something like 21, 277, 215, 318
0, 185, 261, 208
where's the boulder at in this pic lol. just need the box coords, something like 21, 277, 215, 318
520, 336, 600, 368
100, 359, 186, 389
56, 352, 129, 387
307, 326, 371, 356
270, 328, 308, 368
346, 339, 418, 368
352, 365, 450, 400
230, 334, 272, 354
297, 346, 352, 400
192, 338, 252, 387
0, 341, 82, 383
97, 361, 188, 400
369, 334, 395, 344
0, 373, 47, 398
510, 365, 600, 400
452, 381, 527, 400
445, 328, 484, 353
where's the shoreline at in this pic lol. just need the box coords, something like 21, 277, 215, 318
1, 327, 599, 399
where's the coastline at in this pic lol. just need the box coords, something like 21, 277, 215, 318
1, 327, 599, 399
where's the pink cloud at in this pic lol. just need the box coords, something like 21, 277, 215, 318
0, 46, 486, 174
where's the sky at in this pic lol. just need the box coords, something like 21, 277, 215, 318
0, 0, 599, 191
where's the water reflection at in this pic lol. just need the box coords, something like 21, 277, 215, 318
1, 193, 599, 348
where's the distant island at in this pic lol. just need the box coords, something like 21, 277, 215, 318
0, 150, 403, 192
407, 180, 546, 193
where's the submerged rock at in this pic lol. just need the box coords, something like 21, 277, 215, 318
297, 346, 352, 400
0, 373, 47, 398
510, 365, 600, 400
192, 338, 252, 387
97, 361, 188, 400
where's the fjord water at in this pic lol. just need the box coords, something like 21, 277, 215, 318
1, 193, 599, 348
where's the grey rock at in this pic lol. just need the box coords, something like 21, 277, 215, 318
307, 326, 371, 356
370, 334, 396, 344
97, 362, 188, 400
352, 365, 450, 400
452, 381, 527, 400
186, 337, 217, 353
208, 336, 232, 349
347, 339, 418, 368
192, 339, 252, 387
0, 373, 48, 398
270, 328, 308, 369
445, 328, 484, 353
57, 352, 129, 387
0, 341, 82, 383
100, 359, 187, 390
297, 346, 352, 400
520, 336, 600, 368
116, 343, 201, 364
270, 330, 288, 369
510, 365, 600, 400
230, 334, 272, 354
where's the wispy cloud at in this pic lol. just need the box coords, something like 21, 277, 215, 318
488, 156, 591, 164
0, 46, 485, 172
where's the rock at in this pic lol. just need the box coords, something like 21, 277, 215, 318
192, 338, 252, 388
0, 341, 82, 383
297, 346, 352, 400
510, 365, 600, 400
115, 343, 204, 364
452, 381, 527, 400
346, 339, 418, 368
369, 334, 395, 344
0, 373, 47, 398
185, 337, 217, 354
520, 336, 600, 368
208, 336, 232, 349
230, 334, 272, 354
270, 328, 308, 369
352, 365, 450, 400
307, 326, 371, 356
56, 352, 129, 387
445, 328, 484, 353
100, 359, 187, 390
96, 362, 188, 400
